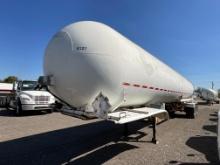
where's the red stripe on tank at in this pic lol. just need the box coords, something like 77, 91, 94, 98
142, 85, 148, 88
122, 82, 186, 95
133, 84, 140, 87
123, 82, 130, 86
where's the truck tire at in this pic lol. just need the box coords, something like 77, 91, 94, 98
15, 99, 22, 116
54, 101, 63, 111
185, 108, 195, 119
47, 109, 53, 113
168, 111, 175, 118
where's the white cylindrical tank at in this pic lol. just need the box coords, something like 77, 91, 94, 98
199, 88, 218, 102
44, 21, 193, 116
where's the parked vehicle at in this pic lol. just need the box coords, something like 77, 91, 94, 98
195, 87, 219, 104
40, 21, 197, 142
0, 80, 55, 115
0, 83, 13, 107
39, 21, 197, 142
42, 21, 197, 120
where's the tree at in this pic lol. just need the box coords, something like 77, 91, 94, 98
3, 76, 18, 83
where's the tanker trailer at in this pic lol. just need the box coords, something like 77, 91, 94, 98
206, 89, 219, 104
40, 21, 197, 142
197, 87, 219, 104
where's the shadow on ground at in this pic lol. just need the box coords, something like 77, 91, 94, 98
172, 113, 188, 119
68, 143, 137, 165
174, 162, 218, 165
210, 118, 218, 122
0, 109, 53, 117
182, 109, 219, 164
169, 108, 219, 165
203, 125, 217, 134
0, 120, 151, 165
168, 136, 219, 165
210, 113, 218, 117
196, 102, 211, 106
185, 136, 218, 163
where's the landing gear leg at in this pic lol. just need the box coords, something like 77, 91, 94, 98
123, 123, 128, 137
151, 117, 158, 144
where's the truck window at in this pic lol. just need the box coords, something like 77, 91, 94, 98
21, 81, 37, 91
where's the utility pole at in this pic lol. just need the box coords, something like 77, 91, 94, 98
211, 81, 214, 89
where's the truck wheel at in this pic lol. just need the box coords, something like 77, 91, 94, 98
55, 101, 63, 111
47, 109, 53, 113
186, 108, 195, 119
15, 99, 22, 116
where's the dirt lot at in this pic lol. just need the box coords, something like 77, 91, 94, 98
0, 104, 219, 165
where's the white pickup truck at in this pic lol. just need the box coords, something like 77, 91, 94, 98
4, 80, 55, 115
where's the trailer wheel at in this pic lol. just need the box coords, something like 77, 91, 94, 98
168, 111, 175, 118
15, 99, 22, 116
185, 108, 195, 119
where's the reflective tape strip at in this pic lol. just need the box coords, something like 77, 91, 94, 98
122, 82, 184, 94
123, 82, 130, 86
133, 84, 140, 87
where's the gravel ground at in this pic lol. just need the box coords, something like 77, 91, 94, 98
0, 104, 219, 165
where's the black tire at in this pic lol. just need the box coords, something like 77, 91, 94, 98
15, 99, 22, 116
47, 109, 53, 113
168, 111, 175, 118
185, 108, 195, 119
55, 101, 63, 111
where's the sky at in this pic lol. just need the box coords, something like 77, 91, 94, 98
0, 0, 220, 89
